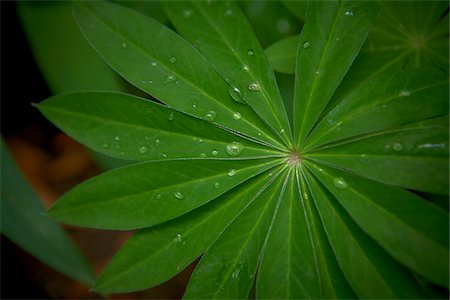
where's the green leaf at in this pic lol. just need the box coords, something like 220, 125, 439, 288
294, 1, 378, 147
37, 92, 282, 161
256, 167, 355, 299
163, 1, 293, 147
17, 1, 122, 94
184, 168, 290, 299
306, 119, 449, 195
305, 68, 449, 151
48, 158, 282, 230
305, 161, 449, 288
73, 1, 285, 151
329, 0, 449, 109
94, 166, 283, 293
0, 140, 94, 285
281, 0, 308, 22
303, 167, 427, 299
265, 35, 298, 74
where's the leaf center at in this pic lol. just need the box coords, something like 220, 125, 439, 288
287, 151, 301, 166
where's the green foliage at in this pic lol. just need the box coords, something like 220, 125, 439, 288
1, 140, 94, 285
36, 0, 448, 298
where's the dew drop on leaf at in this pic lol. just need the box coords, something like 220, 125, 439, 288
302, 41, 311, 48
232, 112, 242, 120
247, 49, 254, 56
174, 233, 182, 242
198, 138, 204, 143
164, 74, 177, 85
205, 110, 217, 121
243, 65, 249, 71
114, 135, 120, 141
168, 112, 174, 121
155, 139, 161, 146
228, 169, 237, 176
248, 82, 260, 91
121, 42, 127, 49
161, 153, 167, 158
192, 103, 198, 109
417, 143, 446, 149
345, 9, 354, 16
228, 86, 246, 103
169, 56, 177, 63
101, 143, 110, 149
214, 182, 220, 189
392, 142, 404, 151
155, 194, 162, 200
151, 61, 157, 66
224, 9, 233, 17
138, 146, 148, 154
226, 142, 244, 157
399, 89, 411, 97
174, 192, 184, 200
141, 80, 153, 84
200, 153, 207, 158
333, 177, 348, 189
211, 149, 219, 156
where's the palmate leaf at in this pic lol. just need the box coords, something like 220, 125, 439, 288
36, 0, 449, 298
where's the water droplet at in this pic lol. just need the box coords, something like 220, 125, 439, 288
247, 82, 260, 91
243, 65, 249, 71
226, 142, 244, 157
142, 80, 153, 84
169, 56, 177, 63
302, 41, 311, 48
280, 129, 285, 134
417, 143, 446, 149
200, 153, 207, 158
333, 177, 348, 189
161, 153, 167, 158
247, 49, 254, 56
228, 86, 245, 103
155, 194, 162, 200
155, 139, 161, 146
345, 9, 354, 16
257, 132, 262, 136
102, 143, 110, 149
168, 112, 174, 121
214, 182, 220, 189
228, 169, 237, 176
183, 8, 193, 18
138, 146, 148, 154
121, 42, 127, 49
164, 74, 177, 85
151, 61, 157, 66
192, 103, 198, 109
198, 138, 204, 143
232, 112, 241, 120
174, 233, 182, 242
315, 70, 320, 75
399, 89, 411, 97
224, 9, 233, 17
174, 191, 184, 200
303, 192, 309, 200
232, 268, 240, 279
211, 149, 219, 156
114, 135, 120, 141
392, 142, 404, 152
318, 168, 323, 172
205, 110, 217, 121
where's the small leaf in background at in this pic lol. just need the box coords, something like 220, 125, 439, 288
0, 140, 94, 286
265, 35, 298, 74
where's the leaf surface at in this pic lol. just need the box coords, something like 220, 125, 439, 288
303, 167, 427, 298
163, 1, 292, 146
1, 140, 94, 285
48, 158, 282, 230
73, 1, 285, 150
305, 68, 449, 150
294, 0, 378, 147
184, 168, 290, 299
307, 119, 449, 194
265, 35, 298, 74
306, 162, 449, 287
37, 92, 282, 161
256, 168, 355, 299
94, 167, 283, 293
